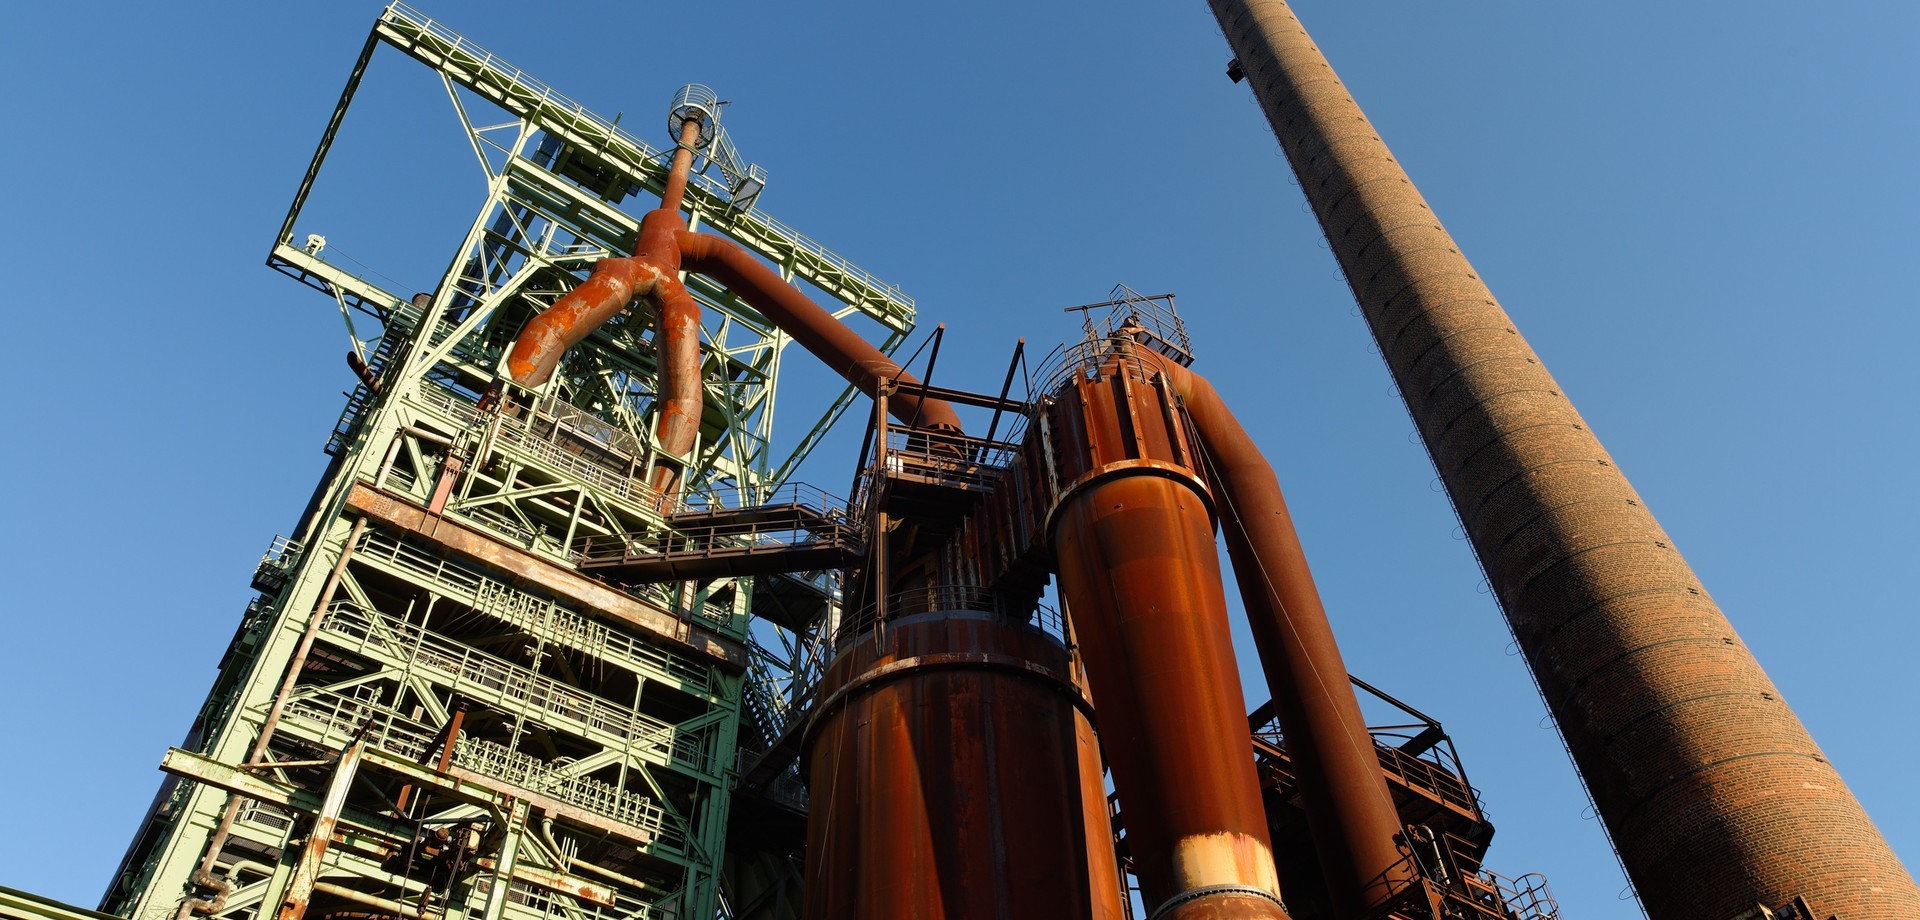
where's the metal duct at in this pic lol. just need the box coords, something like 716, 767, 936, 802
1142, 345, 1412, 918
1045, 361, 1291, 920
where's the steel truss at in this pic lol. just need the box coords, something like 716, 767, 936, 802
105, 5, 905, 919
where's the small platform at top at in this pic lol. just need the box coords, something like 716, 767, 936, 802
1064, 284, 1194, 368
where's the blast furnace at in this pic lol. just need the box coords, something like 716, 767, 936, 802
58, 5, 1915, 920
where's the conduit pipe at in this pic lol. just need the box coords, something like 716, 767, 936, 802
502, 118, 957, 495
506, 117, 707, 496
675, 230, 960, 433
502, 219, 958, 435
1207, 1, 1920, 917
1045, 360, 1289, 920
1130, 339, 1410, 918
311, 884, 413, 918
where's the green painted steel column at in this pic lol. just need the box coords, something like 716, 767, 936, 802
481, 799, 530, 920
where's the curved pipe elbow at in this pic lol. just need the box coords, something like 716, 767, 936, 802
506, 209, 688, 389
506, 257, 656, 387
676, 231, 962, 432
1138, 349, 1412, 914
649, 276, 704, 493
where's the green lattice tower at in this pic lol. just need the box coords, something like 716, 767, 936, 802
102, 5, 910, 919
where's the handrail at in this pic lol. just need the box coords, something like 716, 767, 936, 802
829, 586, 1066, 649
353, 528, 714, 691
279, 688, 680, 847
1251, 719, 1481, 816
317, 601, 711, 773
573, 482, 861, 566
411, 380, 845, 523
377, 2, 913, 323
1027, 335, 1162, 405
573, 515, 863, 569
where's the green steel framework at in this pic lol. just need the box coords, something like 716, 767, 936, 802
103, 5, 908, 919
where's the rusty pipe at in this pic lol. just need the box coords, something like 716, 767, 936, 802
503, 253, 660, 387
1045, 368, 1289, 920
647, 273, 703, 495
1136, 344, 1410, 917
506, 225, 954, 491
659, 116, 704, 216
1053, 476, 1288, 920
488, 240, 723, 495
503, 206, 701, 497
676, 230, 960, 432
507, 236, 958, 434
640, 115, 710, 497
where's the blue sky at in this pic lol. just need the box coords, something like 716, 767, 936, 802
1, 1, 1914, 915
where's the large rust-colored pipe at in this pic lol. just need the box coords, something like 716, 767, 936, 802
1207, 2, 1920, 917
503, 123, 959, 440
659, 115, 703, 215
1130, 343, 1409, 919
646, 116, 708, 494
676, 231, 960, 432
1046, 367, 1290, 920
507, 118, 707, 495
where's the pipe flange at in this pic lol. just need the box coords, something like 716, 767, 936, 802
1146, 884, 1288, 920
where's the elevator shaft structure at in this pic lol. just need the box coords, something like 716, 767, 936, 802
1207, 1, 1920, 918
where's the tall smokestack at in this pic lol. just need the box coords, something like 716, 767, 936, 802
1205, 2, 1920, 918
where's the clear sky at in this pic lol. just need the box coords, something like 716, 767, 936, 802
1, 1, 1914, 915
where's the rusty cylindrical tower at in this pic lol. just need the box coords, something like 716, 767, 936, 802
800, 611, 1124, 920
1044, 352, 1292, 920
1205, 2, 1920, 918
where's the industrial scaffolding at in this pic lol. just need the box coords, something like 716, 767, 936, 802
102, 5, 901, 918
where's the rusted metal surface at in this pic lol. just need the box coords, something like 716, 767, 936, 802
345, 350, 381, 393
658, 116, 704, 214
425, 454, 462, 515
477, 860, 617, 908
645, 115, 709, 495
800, 612, 1122, 920
502, 110, 958, 452
677, 230, 959, 432
507, 116, 703, 394
1044, 369, 1288, 920
503, 252, 657, 387
393, 700, 467, 816
1073, 696, 1129, 920
1134, 343, 1411, 918
275, 735, 368, 920
1207, 1, 1920, 916
498, 228, 957, 433
433, 703, 466, 774
648, 275, 703, 494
